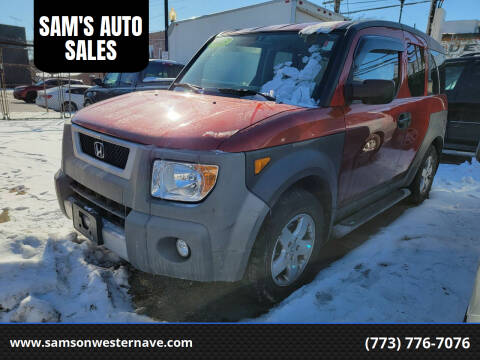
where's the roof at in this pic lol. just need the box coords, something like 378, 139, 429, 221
446, 53, 480, 62
220, 20, 445, 53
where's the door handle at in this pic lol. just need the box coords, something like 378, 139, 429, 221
398, 112, 412, 129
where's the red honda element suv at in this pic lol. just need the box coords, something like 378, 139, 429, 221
55, 20, 447, 303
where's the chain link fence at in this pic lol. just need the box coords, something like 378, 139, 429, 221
0, 40, 76, 120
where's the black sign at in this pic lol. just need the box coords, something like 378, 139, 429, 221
1, 324, 480, 359
33, 0, 149, 72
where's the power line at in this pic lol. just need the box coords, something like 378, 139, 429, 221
342, 0, 430, 15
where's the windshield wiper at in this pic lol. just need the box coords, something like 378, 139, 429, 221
172, 82, 203, 92
217, 88, 276, 101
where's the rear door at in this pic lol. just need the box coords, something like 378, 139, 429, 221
339, 32, 406, 204
443, 60, 480, 150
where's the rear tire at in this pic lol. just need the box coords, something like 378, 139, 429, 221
409, 145, 439, 205
25, 92, 36, 103
245, 188, 325, 304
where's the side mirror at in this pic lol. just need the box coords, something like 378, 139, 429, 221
345, 79, 395, 105
93, 78, 103, 86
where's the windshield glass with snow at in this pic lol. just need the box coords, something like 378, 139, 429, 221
179, 32, 339, 107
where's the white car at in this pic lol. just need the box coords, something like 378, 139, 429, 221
36, 85, 91, 112
466, 265, 480, 322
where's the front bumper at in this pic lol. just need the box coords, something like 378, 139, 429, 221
55, 123, 270, 282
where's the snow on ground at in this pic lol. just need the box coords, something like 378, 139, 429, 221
254, 160, 480, 323
0, 118, 479, 323
0, 119, 149, 322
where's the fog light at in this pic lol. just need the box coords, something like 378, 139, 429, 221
176, 239, 190, 258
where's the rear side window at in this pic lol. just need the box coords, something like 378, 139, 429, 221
407, 44, 426, 97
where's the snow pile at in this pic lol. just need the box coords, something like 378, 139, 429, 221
10, 296, 60, 323
252, 160, 480, 323
0, 119, 149, 323
261, 45, 323, 108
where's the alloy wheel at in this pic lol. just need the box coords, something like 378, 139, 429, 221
270, 213, 315, 286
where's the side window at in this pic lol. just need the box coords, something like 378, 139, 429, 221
427, 53, 440, 95
443, 63, 467, 91
69, 88, 87, 95
119, 73, 137, 87
452, 62, 480, 103
407, 44, 426, 97
46, 80, 58, 86
103, 73, 121, 87
165, 64, 183, 78
352, 48, 401, 89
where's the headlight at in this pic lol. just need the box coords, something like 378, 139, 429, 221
151, 160, 219, 202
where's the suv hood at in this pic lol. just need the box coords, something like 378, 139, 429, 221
72, 90, 300, 150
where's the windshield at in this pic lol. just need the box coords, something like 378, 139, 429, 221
35, 80, 44, 86
178, 32, 339, 107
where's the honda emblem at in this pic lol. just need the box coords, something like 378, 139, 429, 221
94, 141, 105, 159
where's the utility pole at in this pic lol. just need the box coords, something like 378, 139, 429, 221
426, 0, 439, 35
399, 0, 405, 23
164, 0, 169, 52
334, 0, 341, 13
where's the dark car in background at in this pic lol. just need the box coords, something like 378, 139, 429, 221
13, 78, 84, 103
441, 53, 480, 160
83, 59, 184, 106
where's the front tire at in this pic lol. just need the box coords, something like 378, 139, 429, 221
245, 188, 325, 304
409, 145, 439, 204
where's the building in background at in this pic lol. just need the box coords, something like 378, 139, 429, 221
431, 9, 480, 58
149, 31, 166, 59
167, 0, 346, 64
0, 24, 32, 87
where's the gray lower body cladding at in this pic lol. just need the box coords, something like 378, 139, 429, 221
56, 123, 269, 282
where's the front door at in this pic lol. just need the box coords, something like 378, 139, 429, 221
339, 33, 406, 204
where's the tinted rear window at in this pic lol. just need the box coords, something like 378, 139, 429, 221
142, 62, 183, 82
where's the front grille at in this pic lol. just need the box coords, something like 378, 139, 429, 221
79, 133, 130, 169
70, 180, 131, 227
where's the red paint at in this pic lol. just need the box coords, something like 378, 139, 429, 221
73, 22, 447, 207
13, 83, 58, 101
72, 91, 300, 151
220, 107, 345, 152
333, 27, 447, 205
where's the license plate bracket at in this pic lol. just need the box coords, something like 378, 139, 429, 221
72, 201, 103, 245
